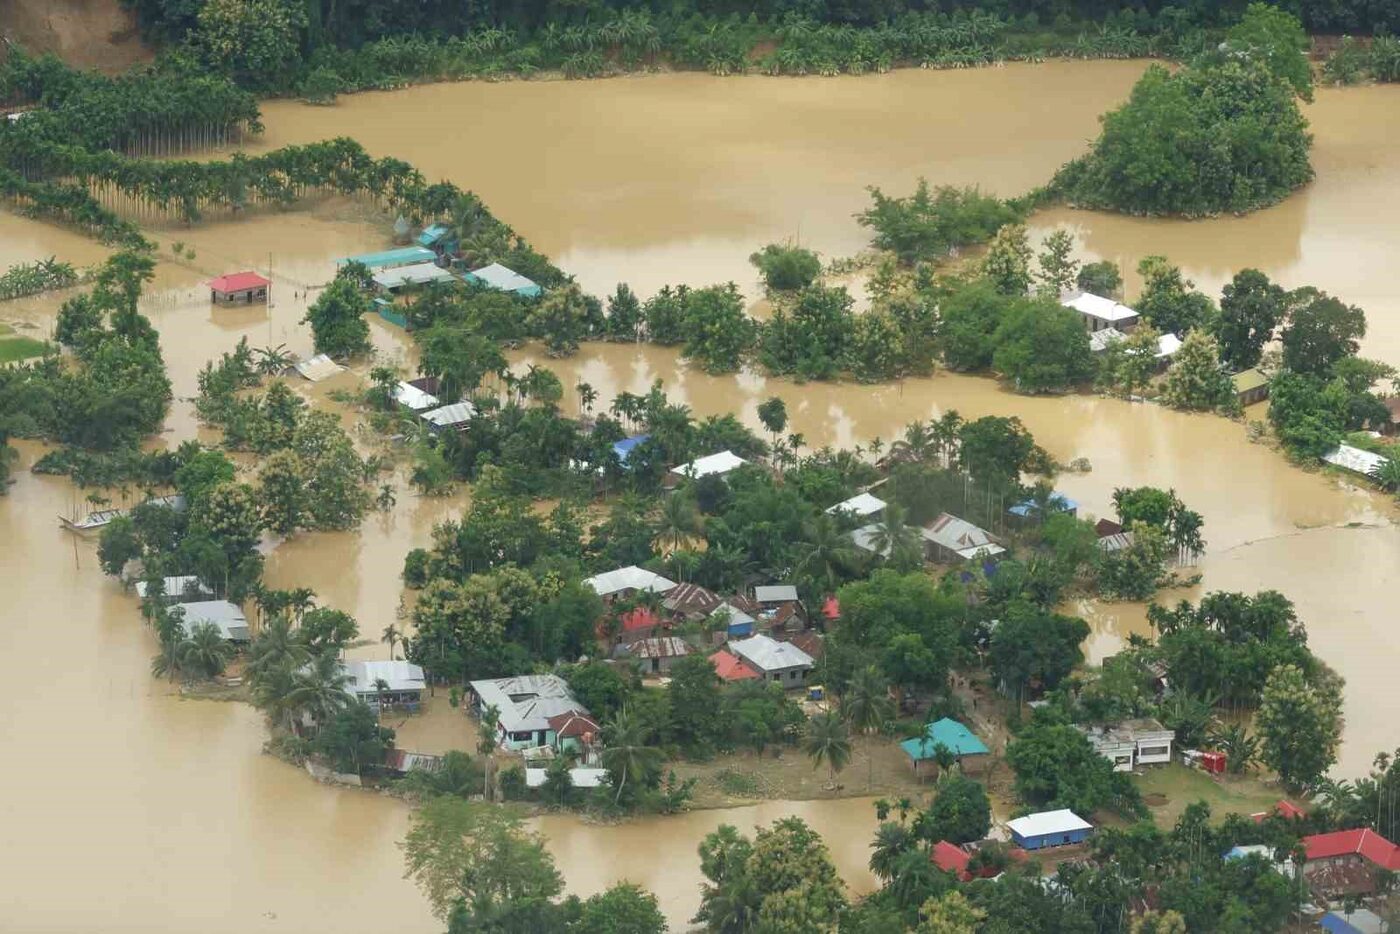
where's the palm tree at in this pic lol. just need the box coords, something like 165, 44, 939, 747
865, 503, 923, 572
255, 343, 294, 377
891, 420, 935, 464
373, 677, 391, 716
654, 490, 702, 556
246, 615, 309, 685
795, 514, 859, 592
869, 821, 915, 882
1208, 723, 1259, 775
287, 651, 350, 731
381, 623, 402, 661
478, 704, 500, 803
805, 711, 852, 791
601, 706, 663, 806
181, 622, 234, 679
844, 666, 895, 790
576, 381, 598, 417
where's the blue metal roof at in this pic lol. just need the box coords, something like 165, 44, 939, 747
612, 434, 650, 463
416, 223, 452, 247
337, 246, 436, 270
900, 718, 990, 761
1008, 492, 1079, 518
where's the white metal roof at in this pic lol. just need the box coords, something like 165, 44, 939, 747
1007, 809, 1092, 838
393, 381, 440, 411
421, 401, 476, 428
730, 633, 814, 672
674, 450, 747, 479
525, 767, 608, 788
173, 600, 250, 642
584, 566, 677, 597
371, 262, 456, 291
1324, 443, 1388, 477
1087, 328, 1182, 358
754, 585, 798, 604
713, 602, 756, 627
342, 659, 426, 695
470, 674, 588, 735
469, 263, 539, 293
1155, 333, 1183, 358
825, 492, 887, 517
922, 513, 1006, 560
1061, 291, 1140, 323
135, 576, 212, 600
850, 523, 889, 556
293, 353, 344, 382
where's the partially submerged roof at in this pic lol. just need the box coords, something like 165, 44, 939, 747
208, 271, 269, 293
1007, 809, 1092, 839
468, 263, 541, 295
174, 600, 250, 641
372, 262, 457, 291
1087, 327, 1179, 358
922, 513, 1006, 560
1232, 367, 1269, 394
754, 585, 798, 604
421, 401, 476, 429
710, 648, 761, 681
584, 566, 677, 597
469, 674, 588, 735
825, 492, 886, 517
1323, 444, 1388, 477
393, 381, 440, 412
730, 633, 814, 672
901, 718, 991, 761
338, 246, 436, 270
342, 659, 426, 695
135, 576, 212, 600
293, 353, 344, 382
1061, 291, 1140, 323
1008, 492, 1078, 518
674, 450, 747, 480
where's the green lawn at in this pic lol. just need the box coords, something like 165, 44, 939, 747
0, 336, 50, 363
1134, 763, 1284, 827
0, 323, 13, 335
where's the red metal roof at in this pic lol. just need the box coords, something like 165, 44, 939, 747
1303, 829, 1400, 870
932, 841, 972, 880
620, 606, 660, 633
208, 271, 270, 293
822, 595, 840, 620
547, 711, 600, 739
710, 649, 760, 681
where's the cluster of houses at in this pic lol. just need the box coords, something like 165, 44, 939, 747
1059, 290, 1271, 410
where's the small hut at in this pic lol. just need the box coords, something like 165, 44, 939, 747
208, 271, 270, 305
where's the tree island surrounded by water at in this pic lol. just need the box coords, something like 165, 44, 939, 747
2, 2, 1400, 931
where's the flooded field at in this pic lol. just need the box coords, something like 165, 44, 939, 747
3, 62, 1400, 931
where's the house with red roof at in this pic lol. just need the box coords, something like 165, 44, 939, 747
208, 271, 270, 305
931, 840, 1029, 882
1302, 828, 1400, 898
1251, 799, 1305, 823
710, 649, 760, 682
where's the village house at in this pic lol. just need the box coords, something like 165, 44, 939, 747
392, 380, 440, 412
416, 222, 457, 256
709, 647, 761, 682
1061, 291, 1140, 333
1301, 828, 1400, 899
1324, 444, 1389, 478
337, 246, 436, 271
291, 353, 343, 382
824, 492, 887, 522
921, 513, 1006, 565
468, 674, 592, 752
465, 262, 543, 298
727, 633, 814, 687
584, 566, 678, 603
341, 659, 426, 711
134, 575, 213, 604
1094, 518, 1135, 554
371, 261, 456, 294
1087, 327, 1182, 369
174, 600, 250, 644
901, 718, 991, 775
1007, 492, 1079, 524
1007, 810, 1094, 851
208, 271, 270, 305
664, 450, 750, 489
712, 601, 758, 638
662, 581, 724, 621
616, 635, 690, 675
932, 840, 1029, 881
1232, 367, 1271, 408
420, 401, 476, 433
1079, 718, 1175, 772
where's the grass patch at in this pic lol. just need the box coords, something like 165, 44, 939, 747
0, 323, 13, 335
1133, 763, 1282, 827
715, 768, 764, 797
0, 336, 50, 363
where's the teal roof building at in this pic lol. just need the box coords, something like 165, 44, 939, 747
337, 246, 436, 271
901, 718, 990, 766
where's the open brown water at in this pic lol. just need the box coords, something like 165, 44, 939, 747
3, 64, 1400, 930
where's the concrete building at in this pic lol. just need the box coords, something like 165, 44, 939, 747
342, 659, 426, 710
468, 674, 591, 751
1061, 291, 1140, 333
1007, 810, 1093, 851
728, 633, 814, 687
1079, 718, 1175, 772
584, 566, 678, 602
208, 271, 270, 305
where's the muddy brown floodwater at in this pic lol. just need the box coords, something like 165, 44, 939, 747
2, 62, 1400, 931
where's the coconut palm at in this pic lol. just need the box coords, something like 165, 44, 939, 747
844, 666, 895, 789
869, 820, 916, 882
865, 503, 923, 572
287, 651, 351, 731
246, 615, 308, 684
576, 380, 598, 416
654, 489, 702, 556
601, 706, 663, 806
805, 711, 852, 790
891, 420, 936, 463
795, 514, 860, 592
381, 622, 402, 661
180, 622, 234, 679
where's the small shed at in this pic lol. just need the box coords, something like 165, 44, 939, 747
1323, 444, 1388, 477
466, 263, 542, 298
416, 223, 456, 253
208, 271, 270, 305
1007, 810, 1093, 851
622, 636, 690, 675
901, 718, 990, 773
1233, 367, 1271, 407
421, 401, 476, 432
174, 600, 250, 643
666, 450, 748, 487
712, 602, 757, 638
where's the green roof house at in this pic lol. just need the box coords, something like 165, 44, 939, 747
901, 718, 990, 774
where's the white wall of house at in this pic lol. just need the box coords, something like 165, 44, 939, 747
1135, 735, 1174, 766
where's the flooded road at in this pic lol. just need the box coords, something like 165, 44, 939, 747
3, 62, 1400, 930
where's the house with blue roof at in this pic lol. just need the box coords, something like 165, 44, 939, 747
337, 246, 436, 271
900, 718, 990, 774
416, 223, 457, 256
612, 434, 650, 466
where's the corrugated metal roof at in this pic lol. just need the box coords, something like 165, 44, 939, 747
174, 600, 249, 642
393, 381, 440, 411
1061, 291, 1140, 323
730, 633, 813, 672
825, 492, 887, 517
421, 401, 476, 428
584, 566, 677, 597
467, 263, 540, 295
922, 513, 1005, 560
372, 262, 457, 291
208, 271, 269, 293
627, 636, 690, 659
754, 585, 798, 604
293, 353, 344, 382
135, 576, 211, 600
470, 675, 588, 735
342, 659, 425, 695
1323, 444, 1388, 477
1007, 809, 1092, 838
338, 246, 436, 270
674, 450, 747, 479
525, 767, 608, 788
710, 649, 760, 681
1232, 367, 1269, 393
